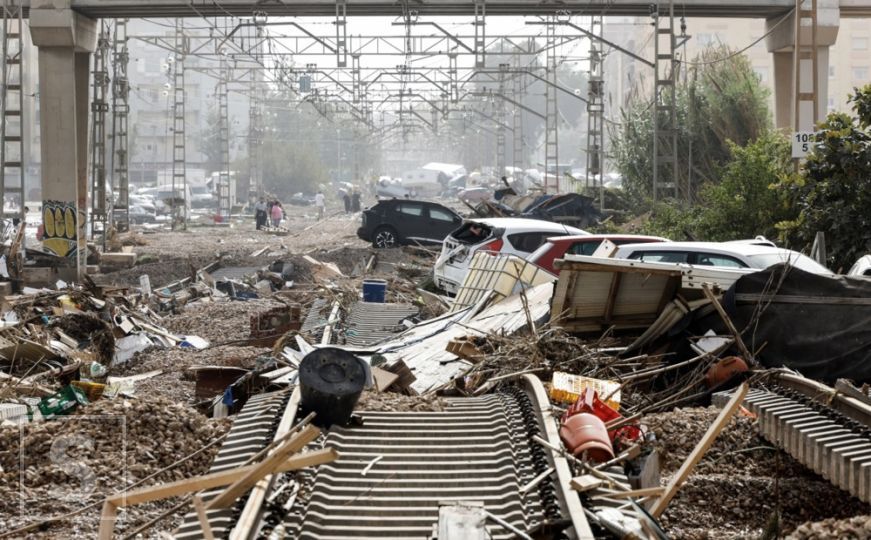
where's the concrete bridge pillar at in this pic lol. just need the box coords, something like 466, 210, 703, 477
766, 0, 840, 131
28, 0, 96, 276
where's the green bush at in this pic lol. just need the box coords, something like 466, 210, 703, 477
780, 85, 871, 271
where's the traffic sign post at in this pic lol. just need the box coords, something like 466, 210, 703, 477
792, 131, 814, 159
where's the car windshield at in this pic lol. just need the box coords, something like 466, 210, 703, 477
746, 252, 831, 274
451, 222, 494, 244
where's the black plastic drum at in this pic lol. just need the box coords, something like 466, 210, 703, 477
298, 347, 367, 428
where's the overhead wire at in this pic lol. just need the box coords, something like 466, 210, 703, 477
679, 4, 799, 67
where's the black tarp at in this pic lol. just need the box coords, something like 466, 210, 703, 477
704, 264, 871, 384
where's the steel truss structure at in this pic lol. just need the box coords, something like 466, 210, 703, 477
89, 22, 111, 240
1, 0, 24, 225
110, 18, 130, 232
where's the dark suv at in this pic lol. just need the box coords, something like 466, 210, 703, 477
357, 200, 463, 248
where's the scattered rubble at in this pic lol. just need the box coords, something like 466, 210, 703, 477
355, 390, 447, 412
0, 396, 229, 536
788, 515, 871, 539
2, 211, 870, 539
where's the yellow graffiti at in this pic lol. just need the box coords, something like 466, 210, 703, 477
43, 238, 74, 258
54, 209, 65, 239
64, 207, 75, 239
41, 201, 79, 258
43, 207, 55, 237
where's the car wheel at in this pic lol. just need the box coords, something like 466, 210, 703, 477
373, 226, 399, 248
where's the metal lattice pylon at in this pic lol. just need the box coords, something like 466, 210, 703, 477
1, 0, 25, 225
248, 23, 264, 201
652, 0, 679, 203
171, 18, 187, 230
585, 14, 605, 209
217, 60, 231, 221
495, 66, 507, 176
544, 16, 559, 193
512, 58, 525, 172
89, 23, 111, 240
110, 19, 130, 232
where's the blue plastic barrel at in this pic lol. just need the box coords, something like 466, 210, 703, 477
362, 279, 387, 302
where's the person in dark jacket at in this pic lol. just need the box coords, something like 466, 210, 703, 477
342, 191, 351, 213
351, 189, 361, 212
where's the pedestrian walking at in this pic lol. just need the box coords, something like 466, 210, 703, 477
342, 190, 351, 214
271, 201, 284, 228
254, 198, 267, 230
315, 190, 325, 220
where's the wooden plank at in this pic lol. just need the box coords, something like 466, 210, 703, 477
590, 486, 665, 500
570, 475, 604, 492
193, 495, 216, 540
650, 383, 748, 517
106, 448, 337, 506
229, 388, 303, 539
372, 366, 401, 391
701, 284, 754, 364
97, 501, 118, 540
206, 424, 321, 509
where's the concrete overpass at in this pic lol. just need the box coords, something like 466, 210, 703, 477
18, 0, 871, 272
16, 0, 871, 18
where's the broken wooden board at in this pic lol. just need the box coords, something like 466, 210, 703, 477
551, 257, 681, 333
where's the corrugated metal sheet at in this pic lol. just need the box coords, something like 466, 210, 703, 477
372, 283, 554, 393
301, 297, 330, 342
451, 252, 555, 312
344, 302, 419, 347
551, 255, 749, 333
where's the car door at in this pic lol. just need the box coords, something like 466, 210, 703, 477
424, 205, 463, 244
395, 202, 427, 242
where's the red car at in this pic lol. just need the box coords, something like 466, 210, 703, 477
528, 234, 668, 275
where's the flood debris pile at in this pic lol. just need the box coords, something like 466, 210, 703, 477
2, 215, 871, 539
0, 397, 228, 535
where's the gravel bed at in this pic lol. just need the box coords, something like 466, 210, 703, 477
645, 406, 871, 538
0, 397, 229, 537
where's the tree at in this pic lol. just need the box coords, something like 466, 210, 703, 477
198, 105, 231, 174
634, 133, 799, 242
611, 46, 772, 208
780, 85, 871, 271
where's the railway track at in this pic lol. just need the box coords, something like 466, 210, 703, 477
739, 371, 871, 504
177, 376, 592, 539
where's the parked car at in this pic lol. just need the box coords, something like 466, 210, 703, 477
528, 234, 668, 275
457, 186, 493, 204
127, 194, 156, 215
189, 183, 217, 209
613, 241, 832, 274
357, 199, 463, 248
434, 218, 587, 294
112, 204, 156, 225
376, 178, 416, 199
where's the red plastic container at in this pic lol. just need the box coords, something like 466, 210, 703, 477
705, 356, 749, 388
559, 412, 614, 462
562, 387, 642, 446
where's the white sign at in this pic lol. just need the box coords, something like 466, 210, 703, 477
792, 131, 814, 158
139, 274, 152, 297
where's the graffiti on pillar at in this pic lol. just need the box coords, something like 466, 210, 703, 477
41, 200, 79, 258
